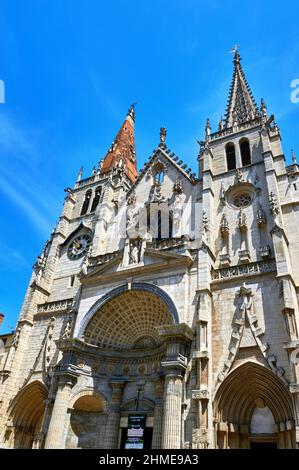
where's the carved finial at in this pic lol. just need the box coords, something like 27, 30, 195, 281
269, 191, 279, 218
160, 127, 167, 146
92, 166, 97, 176
235, 168, 244, 183
127, 102, 136, 121
173, 177, 183, 194
291, 148, 297, 164
98, 159, 104, 172
77, 166, 83, 182
205, 118, 211, 140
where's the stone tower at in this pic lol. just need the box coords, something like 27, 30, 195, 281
0, 51, 298, 449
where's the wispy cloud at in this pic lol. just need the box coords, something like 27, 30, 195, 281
0, 240, 31, 269
0, 174, 52, 237
0, 113, 60, 237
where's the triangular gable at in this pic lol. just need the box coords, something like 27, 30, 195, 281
126, 144, 197, 200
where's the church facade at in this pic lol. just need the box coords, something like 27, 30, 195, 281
0, 50, 299, 449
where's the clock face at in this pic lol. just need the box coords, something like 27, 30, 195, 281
68, 234, 92, 260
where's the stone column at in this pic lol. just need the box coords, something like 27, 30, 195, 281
104, 380, 125, 449
157, 323, 193, 450
152, 379, 164, 449
161, 368, 184, 448
44, 374, 76, 449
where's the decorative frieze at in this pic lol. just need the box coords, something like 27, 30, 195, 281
211, 259, 276, 281
37, 298, 73, 314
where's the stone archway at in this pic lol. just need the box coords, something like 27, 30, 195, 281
66, 390, 108, 449
81, 286, 176, 350
77, 282, 179, 341
5, 381, 48, 448
214, 361, 296, 448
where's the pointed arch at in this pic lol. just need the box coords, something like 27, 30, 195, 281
225, 143, 236, 170
6, 381, 48, 448
240, 138, 251, 166
214, 361, 295, 448
80, 189, 92, 215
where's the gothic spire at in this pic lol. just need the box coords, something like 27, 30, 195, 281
224, 47, 259, 129
100, 104, 137, 183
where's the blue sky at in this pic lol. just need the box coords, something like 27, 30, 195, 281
0, 0, 298, 332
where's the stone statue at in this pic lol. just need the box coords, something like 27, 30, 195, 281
129, 239, 141, 264
62, 317, 72, 339
12, 326, 21, 349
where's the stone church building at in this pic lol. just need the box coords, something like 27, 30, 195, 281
1, 50, 299, 449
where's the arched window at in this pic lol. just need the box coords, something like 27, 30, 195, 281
80, 190, 92, 216
90, 186, 102, 212
226, 143, 236, 171
240, 138, 251, 166
155, 170, 165, 184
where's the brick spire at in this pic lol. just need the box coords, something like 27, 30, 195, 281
100, 104, 137, 183
224, 47, 259, 128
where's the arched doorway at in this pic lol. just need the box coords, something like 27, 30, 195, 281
214, 362, 296, 448
74, 283, 180, 449
66, 391, 108, 449
5, 381, 48, 448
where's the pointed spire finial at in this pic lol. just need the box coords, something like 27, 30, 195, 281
127, 102, 137, 122
159, 127, 167, 146
292, 148, 297, 164
77, 166, 83, 182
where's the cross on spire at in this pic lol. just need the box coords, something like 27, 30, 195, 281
229, 44, 240, 60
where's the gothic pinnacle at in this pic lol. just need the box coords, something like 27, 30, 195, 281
205, 118, 211, 140
77, 166, 83, 182
292, 148, 297, 164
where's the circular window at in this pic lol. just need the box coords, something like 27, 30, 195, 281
233, 193, 252, 208
225, 182, 255, 209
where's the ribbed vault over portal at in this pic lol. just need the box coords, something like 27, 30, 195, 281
84, 290, 173, 350
214, 362, 294, 425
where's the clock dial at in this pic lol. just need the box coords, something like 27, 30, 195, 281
68, 234, 92, 260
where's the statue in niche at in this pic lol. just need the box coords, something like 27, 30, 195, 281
129, 239, 141, 264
